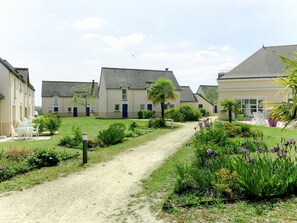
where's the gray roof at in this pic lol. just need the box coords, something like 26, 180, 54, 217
0, 58, 35, 90
42, 81, 99, 97
180, 86, 197, 102
218, 44, 297, 80
100, 67, 181, 91
197, 85, 218, 94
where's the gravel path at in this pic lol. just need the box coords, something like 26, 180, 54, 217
0, 122, 197, 223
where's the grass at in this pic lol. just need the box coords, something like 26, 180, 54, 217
0, 117, 174, 193
141, 124, 297, 222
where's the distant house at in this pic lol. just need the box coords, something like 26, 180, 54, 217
42, 80, 99, 117
0, 58, 35, 136
98, 67, 181, 118
180, 86, 214, 115
197, 85, 218, 113
217, 44, 297, 119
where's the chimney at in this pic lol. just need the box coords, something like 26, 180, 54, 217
91, 79, 95, 95
165, 68, 169, 71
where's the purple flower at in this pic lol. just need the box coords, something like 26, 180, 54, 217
278, 150, 287, 159
271, 146, 280, 153
207, 149, 213, 156
246, 157, 254, 163
258, 147, 264, 153
240, 147, 247, 154
284, 141, 290, 147
289, 139, 296, 145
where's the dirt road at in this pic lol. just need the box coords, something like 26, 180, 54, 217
0, 122, 197, 223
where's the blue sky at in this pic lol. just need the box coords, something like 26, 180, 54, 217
1, 0, 297, 106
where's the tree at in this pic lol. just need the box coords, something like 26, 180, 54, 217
269, 52, 297, 127
70, 84, 98, 116
220, 99, 240, 123
147, 78, 177, 119
204, 87, 218, 104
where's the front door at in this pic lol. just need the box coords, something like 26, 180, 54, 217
86, 107, 90, 116
73, 107, 78, 117
147, 104, 152, 111
122, 104, 128, 118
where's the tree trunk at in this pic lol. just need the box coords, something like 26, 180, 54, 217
161, 102, 165, 119
228, 110, 232, 123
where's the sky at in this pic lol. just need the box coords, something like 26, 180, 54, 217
1, 0, 297, 106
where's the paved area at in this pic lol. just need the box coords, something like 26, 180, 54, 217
0, 122, 197, 223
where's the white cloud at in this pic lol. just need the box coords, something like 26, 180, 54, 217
73, 17, 106, 30
83, 59, 102, 65
82, 33, 101, 40
100, 33, 145, 50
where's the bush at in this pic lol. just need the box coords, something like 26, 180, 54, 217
148, 118, 166, 128
97, 123, 126, 146
33, 113, 62, 135
27, 148, 60, 168
138, 110, 155, 119
165, 105, 201, 122
58, 126, 83, 148
198, 108, 209, 117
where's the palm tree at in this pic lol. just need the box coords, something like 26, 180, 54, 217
147, 78, 177, 119
270, 52, 297, 127
220, 99, 239, 123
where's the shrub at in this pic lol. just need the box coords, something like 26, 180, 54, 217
0, 163, 31, 182
97, 123, 126, 146
44, 113, 62, 135
33, 116, 47, 133
27, 148, 60, 168
58, 126, 83, 148
148, 118, 166, 128
198, 108, 209, 117
165, 105, 201, 122
7, 147, 29, 161
138, 110, 155, 119
87, 140, 105, 148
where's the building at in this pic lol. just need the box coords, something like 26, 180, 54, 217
180, 86, 214, 115
197, 85, 218, 113
0, 58, 35, 136
42, 80, 99, 117
217, 44, 297, 119
98, 67, 181, 118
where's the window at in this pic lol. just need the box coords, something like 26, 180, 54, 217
53, 107, 59, 112
122, 89, 127, 100
114, 104, 120, 111
238, 98, 265, 118
53, 96, 59, 106
68, 107, 72, 112
140, 104, 145, 110
198, 104, 203, 108
91, 107, 96, 113
169, 104, 175, 109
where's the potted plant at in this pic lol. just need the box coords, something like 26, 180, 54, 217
268, 110, 278, 127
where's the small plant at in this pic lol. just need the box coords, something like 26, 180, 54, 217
96, 123, 126, 146
58, 126, 82, 148
148, 118, 166, 128
27, 148, 60, 168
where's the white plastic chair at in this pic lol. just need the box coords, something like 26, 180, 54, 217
32, 124, 40, 138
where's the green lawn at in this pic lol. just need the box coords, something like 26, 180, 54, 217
141, 124, 297, 223
0, 117, 173, 193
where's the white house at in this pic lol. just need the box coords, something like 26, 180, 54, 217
0, 58, 35, 137
217, 44, 296, 120
98, 67, 182, 118
42, 80, 99, 117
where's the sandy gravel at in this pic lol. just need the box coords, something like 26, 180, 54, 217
0, 122, 197, 223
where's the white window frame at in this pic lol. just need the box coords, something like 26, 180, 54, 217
122, 89, 127, 101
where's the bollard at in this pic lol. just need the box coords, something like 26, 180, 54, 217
82, 132, 88, 163
171, 119, 174, 129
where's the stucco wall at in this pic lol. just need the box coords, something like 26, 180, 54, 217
217, 78, 287, 120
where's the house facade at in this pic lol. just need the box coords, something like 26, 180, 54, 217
98, 67, 181, 118
180, 86, 214, 115
42, 80, 99, 117
0, 58, 35, 136
197, 85, 218, 113
217, 45, 296, 120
